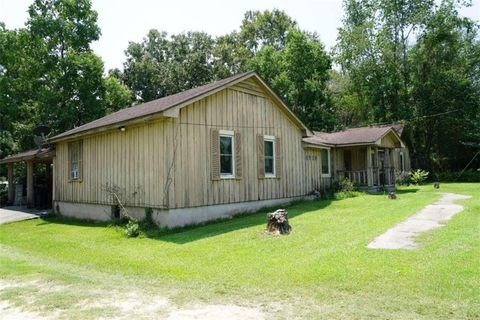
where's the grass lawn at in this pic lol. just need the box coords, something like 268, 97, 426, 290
0, 183, 479, 319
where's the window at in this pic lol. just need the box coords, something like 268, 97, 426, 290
321, 149, 330, 177
68, 140, 83, 180
264, 136, 275, 177
400, 152, 405, 172
219, 130, 234, 178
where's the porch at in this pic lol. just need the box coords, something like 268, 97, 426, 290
334, 146, 396, 190
0, 148, 55, 208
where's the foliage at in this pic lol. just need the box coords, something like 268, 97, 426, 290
410, 169, 429, 185
124, 219, 139, 238
395, 170, 411, 185
140, 207, 157, 230
248, 28, 337, 130
104, 76, 132, 113
331, 177, 360, 198
335, 0, 480, 171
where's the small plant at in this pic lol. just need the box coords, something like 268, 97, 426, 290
410, 169, 429, 185
125, 219, 140, 238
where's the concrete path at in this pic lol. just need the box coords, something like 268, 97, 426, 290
367, 193, 471, 250
0, 207, 48, 225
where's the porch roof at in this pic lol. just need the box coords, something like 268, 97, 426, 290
0, 147, 55, 164
303, 126, 403, 147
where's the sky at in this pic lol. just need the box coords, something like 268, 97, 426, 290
1, 0, 479, 71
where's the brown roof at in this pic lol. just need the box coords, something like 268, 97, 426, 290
51, 71, 310, 141
0, 147, 55, 164
303, 126, 398, 147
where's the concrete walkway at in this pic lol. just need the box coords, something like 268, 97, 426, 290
367, 193, 471, 250
0, 207, 48, 225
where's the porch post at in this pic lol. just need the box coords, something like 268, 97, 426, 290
366, 146, 373, 187
7, 162, 14, 205
52, 157, 56, 207
385, 149, 390, 185
331, 148, 336, 180
26, 160, 34, 208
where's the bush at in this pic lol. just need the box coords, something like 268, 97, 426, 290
140, 207, 157, 230
125, 219, 139, 238
410, 169, 429, 185
395, 171, 411, 185
332, 178, 360, 198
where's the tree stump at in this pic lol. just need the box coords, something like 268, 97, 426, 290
266, 209, 292, 235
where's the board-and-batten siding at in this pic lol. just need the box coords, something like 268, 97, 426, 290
55, 83, 322, 210
304, 149, 331, 192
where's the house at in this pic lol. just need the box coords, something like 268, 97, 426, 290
0, 72, 410, 227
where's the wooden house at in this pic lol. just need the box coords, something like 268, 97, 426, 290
0, 72, 410, 227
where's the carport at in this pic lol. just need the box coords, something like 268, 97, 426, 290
0, 147, 55, 208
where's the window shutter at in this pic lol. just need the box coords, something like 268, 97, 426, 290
235, 132, 242, 179
68, 142, 72, 179
210, 129, 220, 180
257, 134, 265, 179
275, 137, 281, 178
78, 140, 83, 180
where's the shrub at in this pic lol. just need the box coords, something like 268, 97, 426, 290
410, 169, 429, 185
140, 207, 157, 230
332, 178, 360, 198
125, 219, 139, 238
395, 171, 411, 185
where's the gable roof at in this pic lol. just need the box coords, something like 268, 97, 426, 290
303, 126, 404, 147
50, 72, 311, 142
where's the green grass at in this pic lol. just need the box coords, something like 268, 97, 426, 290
0, 183, 479, 319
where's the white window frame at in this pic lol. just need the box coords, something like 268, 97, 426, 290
321, 148, 331, 178
69, 141, 82, 181
264, 135, 276, 178
219, 130, 235, 179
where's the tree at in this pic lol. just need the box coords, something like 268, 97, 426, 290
249, 29, 336, 130
26, 0, 106, 134
104, 76, 132, 113
409, 0, 480, 170
240, 9, 297, 53
122, 30, 217, 103
335, 0, 480, 170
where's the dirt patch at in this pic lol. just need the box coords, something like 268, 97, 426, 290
0, 278, 265, 319
167, 304, 265, 320
0, 300, 46, 320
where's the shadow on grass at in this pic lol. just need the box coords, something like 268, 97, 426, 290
145, 198, 335, 244
33, 198, 335, 244
368, 187, 420, 196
